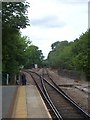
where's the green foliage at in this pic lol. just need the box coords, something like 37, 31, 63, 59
3, 33, 28, 74
48, 29, 89, 80
2, 2, 30, 29
24, 45, 44, 68
2, 2, 44, 84
2, 1, 29, 84
51, 41, 60, 50
2, 2, 30, 75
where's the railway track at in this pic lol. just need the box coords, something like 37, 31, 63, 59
24, 69, 90, 120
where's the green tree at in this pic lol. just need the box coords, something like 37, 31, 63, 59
24, 45, 44, 68
47, 29, 89, 80
2, 2, 30, 84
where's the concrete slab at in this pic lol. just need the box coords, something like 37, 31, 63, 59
26, 85, 51, 118
2, 86, 17, 118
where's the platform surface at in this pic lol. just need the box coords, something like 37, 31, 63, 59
0, 87, 2, 119
2, 86, 18, 118
12, 85, 51, 118
26, 85, 51, 118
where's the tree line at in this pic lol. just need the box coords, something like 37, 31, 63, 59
47, 29, 89, 80
2, 2, 44, 84
2, 1, 89, 83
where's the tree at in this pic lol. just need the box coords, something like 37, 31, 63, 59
2, 2, 30, 29
47, 29, 89, 80
24, 45, 44, 68
51, 41, 60, 50
2, 2, 30, 84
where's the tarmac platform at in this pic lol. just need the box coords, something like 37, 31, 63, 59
12, 85, 51, 118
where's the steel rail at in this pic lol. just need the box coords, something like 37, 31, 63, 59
41, 69, 63, 119
24, 69, 90, 119
44, 68, 90, 119
41, 77, 63, 120
28, 71, 63, 120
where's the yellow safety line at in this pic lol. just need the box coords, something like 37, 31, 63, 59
12, 86, 27, 118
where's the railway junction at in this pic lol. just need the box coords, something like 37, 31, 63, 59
2, 68, 90, 119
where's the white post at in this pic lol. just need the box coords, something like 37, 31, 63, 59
6, 74, 9, 85
35, 64, 38, 69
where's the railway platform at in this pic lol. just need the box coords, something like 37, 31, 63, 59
12, 85, 51, 118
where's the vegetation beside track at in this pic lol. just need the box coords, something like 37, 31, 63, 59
47, 29, 90, 81
2, 1, 89, 83
2, 1, 44, 84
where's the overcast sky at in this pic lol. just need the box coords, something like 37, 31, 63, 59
21, 0, 89, 59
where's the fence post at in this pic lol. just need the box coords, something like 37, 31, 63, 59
6, 74, 9, 85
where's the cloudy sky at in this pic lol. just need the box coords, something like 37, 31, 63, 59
21, 0, 89, 59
